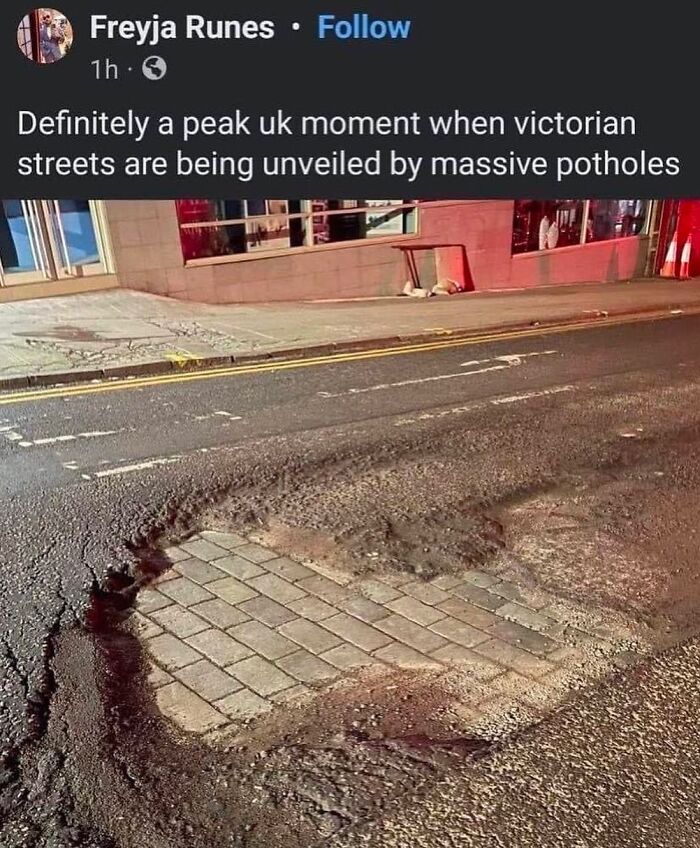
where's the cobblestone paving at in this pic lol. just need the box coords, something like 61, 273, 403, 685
134, 530, 649, 737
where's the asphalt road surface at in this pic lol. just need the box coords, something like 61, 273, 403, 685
2, 313, 700, 846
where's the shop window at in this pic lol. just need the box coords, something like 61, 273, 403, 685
512, 199, 648, 255
176, 200, 417, 263
585, 200, 648, 243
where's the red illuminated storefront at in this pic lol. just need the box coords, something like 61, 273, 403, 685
1, 199, 668, 304
655, 200, 700, 278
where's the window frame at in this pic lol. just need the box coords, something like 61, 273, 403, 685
511, 199, 652, 257
177, 200, 420, 265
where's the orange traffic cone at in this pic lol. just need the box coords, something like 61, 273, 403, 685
660, 230, 679, 277
679, 236, 692, 280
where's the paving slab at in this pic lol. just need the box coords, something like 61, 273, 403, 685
276, 650, 340, 685
237, 596, 298, 627
227, 621, 299, 660
175, 659, 243, 702
287, 596, 339, 622
156, 682, 227, 734
209, 554, 265, 581
158, 577, 216, 607
226, 656, 297, 697
179, 539, 230, 563
174, 557, 227, 585
278, 618, 343, 654
150, 606, 210, 639
189, 599, 251, 630
375, 615, 447, 654
214, 689, 272, 720
386, 595, 447, 627
147, 633, 203, 671
248, 573, 307, 604
321, 644, 378, 670
262, 557, 315, 582
185, 629, 253, 667
373, 642, 442, 670
322, 613, 393, 652
207, 576, 258, 605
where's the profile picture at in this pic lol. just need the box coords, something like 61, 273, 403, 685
17, 9, 73, 64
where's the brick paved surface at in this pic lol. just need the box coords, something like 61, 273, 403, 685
136, 531, 647, 736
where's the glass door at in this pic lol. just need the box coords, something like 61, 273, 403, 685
0, 200, 51, 285
0, 200, 110, 286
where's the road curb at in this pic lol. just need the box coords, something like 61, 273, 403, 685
0, 302, 697, 393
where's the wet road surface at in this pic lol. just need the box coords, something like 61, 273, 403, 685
2, 313, 700, 846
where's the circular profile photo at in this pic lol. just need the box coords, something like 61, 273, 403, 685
17, 9, 73, 64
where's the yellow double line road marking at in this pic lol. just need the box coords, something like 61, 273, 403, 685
0, 309, 689, 406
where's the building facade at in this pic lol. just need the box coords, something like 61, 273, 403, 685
0, 198, 680, 304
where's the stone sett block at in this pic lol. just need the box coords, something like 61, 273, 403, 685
488, 620, 558, 657
339, 596, 390, 624
157, 682, 227, 734
263, 557, 315, 582
164, 545, 190, 564
430, 576, 464, 591
375, 615, 447, 654
236, 543, 278, 564
210, 554, 265, 581
460, 570, 500, 589
136, 589, 173, 615
437, 598, 499, 630
158, 577, 216, 607
131, 612, 163, 640
387, 596, 446, 627
296, 574, 351, 605
179, 538, 230, 563
185, 629, 253, 667
151, 605, 210, 639
175, 557, 226, 586
429, 617, 489, 649
321, 644, 378, 670
148, 663, 173, 688
474, 639, 555, 678
227, 656, 296, 697
276, 650, 340, 685
270, 685, 313, 706
147, 633, 203, 671
279, 618, 342, 654
451, 582, 503, 612
215, 688, 272, 720
495, 602, 557, 634
402, 581, 451, 606
237, 596, 297, 627
488, 581, 527, 604
208, 576, 258, 605
322, 613, 393, 652
190, 599, 251, 630
430, 644, 503, 680
357, 580, 402, 604
200, 530, 248, 550
374, 642, 441, 670
287, 596, 338, 622
175, 659, 243, 702
248, 573, 307, 604
228, 620, 298, 660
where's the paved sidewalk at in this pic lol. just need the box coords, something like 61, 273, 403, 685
1, 278, 700, 389
136, 530, 649, 739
